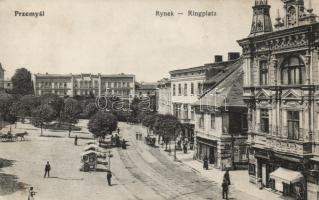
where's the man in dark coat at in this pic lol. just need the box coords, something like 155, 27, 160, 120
203, 155, 208, 170
222, 178, 229, 199
74, 135, 78, 145
44, 161, 51, 178
223, 169, 231, 185
107, 170, 112, 186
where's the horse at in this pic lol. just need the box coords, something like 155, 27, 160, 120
15, 131, 28, 141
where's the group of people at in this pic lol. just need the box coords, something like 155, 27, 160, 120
135, 132, 143, 140
202, 156, 231, 199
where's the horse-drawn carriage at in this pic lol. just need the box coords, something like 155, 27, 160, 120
145, 135, 156, 147
0, 131, 28, 142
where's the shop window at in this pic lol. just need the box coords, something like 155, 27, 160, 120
281, 56, 305, 85
178, 84, 182, 96
260, 109, 269, 133
211, 113, 215, 129
260, 60, 268, 85
288, 111, 300, 140
248, 164, 256, 175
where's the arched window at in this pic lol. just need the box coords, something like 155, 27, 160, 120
281, 56, 305, 85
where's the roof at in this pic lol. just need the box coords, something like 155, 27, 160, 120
193, 59, 245, 108
34, 73, 134, 78
136, 82, 157, 90
169, 65, 207, 75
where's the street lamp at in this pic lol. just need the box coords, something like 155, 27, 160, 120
106, 150, 113, 171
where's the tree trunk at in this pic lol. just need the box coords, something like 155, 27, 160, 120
68, 123, 71, 138
41, 123, 43, 136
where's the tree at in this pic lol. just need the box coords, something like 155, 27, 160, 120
40, 94, 64, 119
20, 95, 41, 118
62, 98, 82, 137
31, 104, 56, 136
11, 68, 34, 95
85, 102, 98, 118
0, 93, 14, 129
5, 102, 20, 131
88, 111, 118, 141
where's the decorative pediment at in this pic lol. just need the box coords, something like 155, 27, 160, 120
256, 89, 271, 99
282, 89, 301, 100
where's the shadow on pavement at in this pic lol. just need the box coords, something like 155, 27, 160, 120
49, 176, 84, 181
0, 158, 27, 196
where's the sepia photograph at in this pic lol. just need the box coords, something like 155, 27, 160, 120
1, 0, 319, 199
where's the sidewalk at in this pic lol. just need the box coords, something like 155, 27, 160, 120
130, 124, 289, 200
168, 149, 289, 200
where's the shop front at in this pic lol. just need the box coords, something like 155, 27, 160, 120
196, 136, 218, 166
253, 147, 307, 199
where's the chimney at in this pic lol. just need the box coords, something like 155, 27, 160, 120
214, 55, 223, 63
228, 52, 240, 61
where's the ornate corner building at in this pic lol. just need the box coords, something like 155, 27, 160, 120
238, 0, 319, 199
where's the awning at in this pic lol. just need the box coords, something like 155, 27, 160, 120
270, 167, 303, 184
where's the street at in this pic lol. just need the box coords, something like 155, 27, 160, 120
0, 121, 262, 200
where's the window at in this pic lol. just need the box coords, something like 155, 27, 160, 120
191, 83, 194, 95
260, 60, 268, 85
184, 83, 187, 96
197, 83, 202, 95
199, 113, 205, 129
183, 104, 188, 119
211, 113, 215, 129
173, 84, 176, 96
288, 111, 299, 140
191, 107, 195, 120
260, 109, 269, 133
178, 84, 182, 96
281, 56, 305, 85
242, 113, 248, 131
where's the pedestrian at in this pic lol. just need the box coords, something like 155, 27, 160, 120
107, 170, 112, 186
222, 178, 229, 199
136, 132, 139, 140
44, 161, 51, 178
117, 127, 120, 135
122, 139, 126, 149
203, 155, 208, 170
74, 135, 78, 145
28, 187, 36, 200
183, 143, 187, 154
223, 169, 231, 185
115, 134, 120, 147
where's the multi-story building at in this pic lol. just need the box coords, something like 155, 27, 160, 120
157, 78, 171, 115
135, 82, 157, 97
169, 53, 240, 145
238, 0, 319, 198
193, 58, 248, 171
33, 73, 135, 98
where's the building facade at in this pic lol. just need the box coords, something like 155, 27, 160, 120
238, 0, 319, 199
0, 63, 12, 91
193, 59, 248, 171
157, 78, 171, 115
169, 53, 240, 146
33, 73, 135, 98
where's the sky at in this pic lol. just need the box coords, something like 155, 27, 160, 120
1, 0, 319, 82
